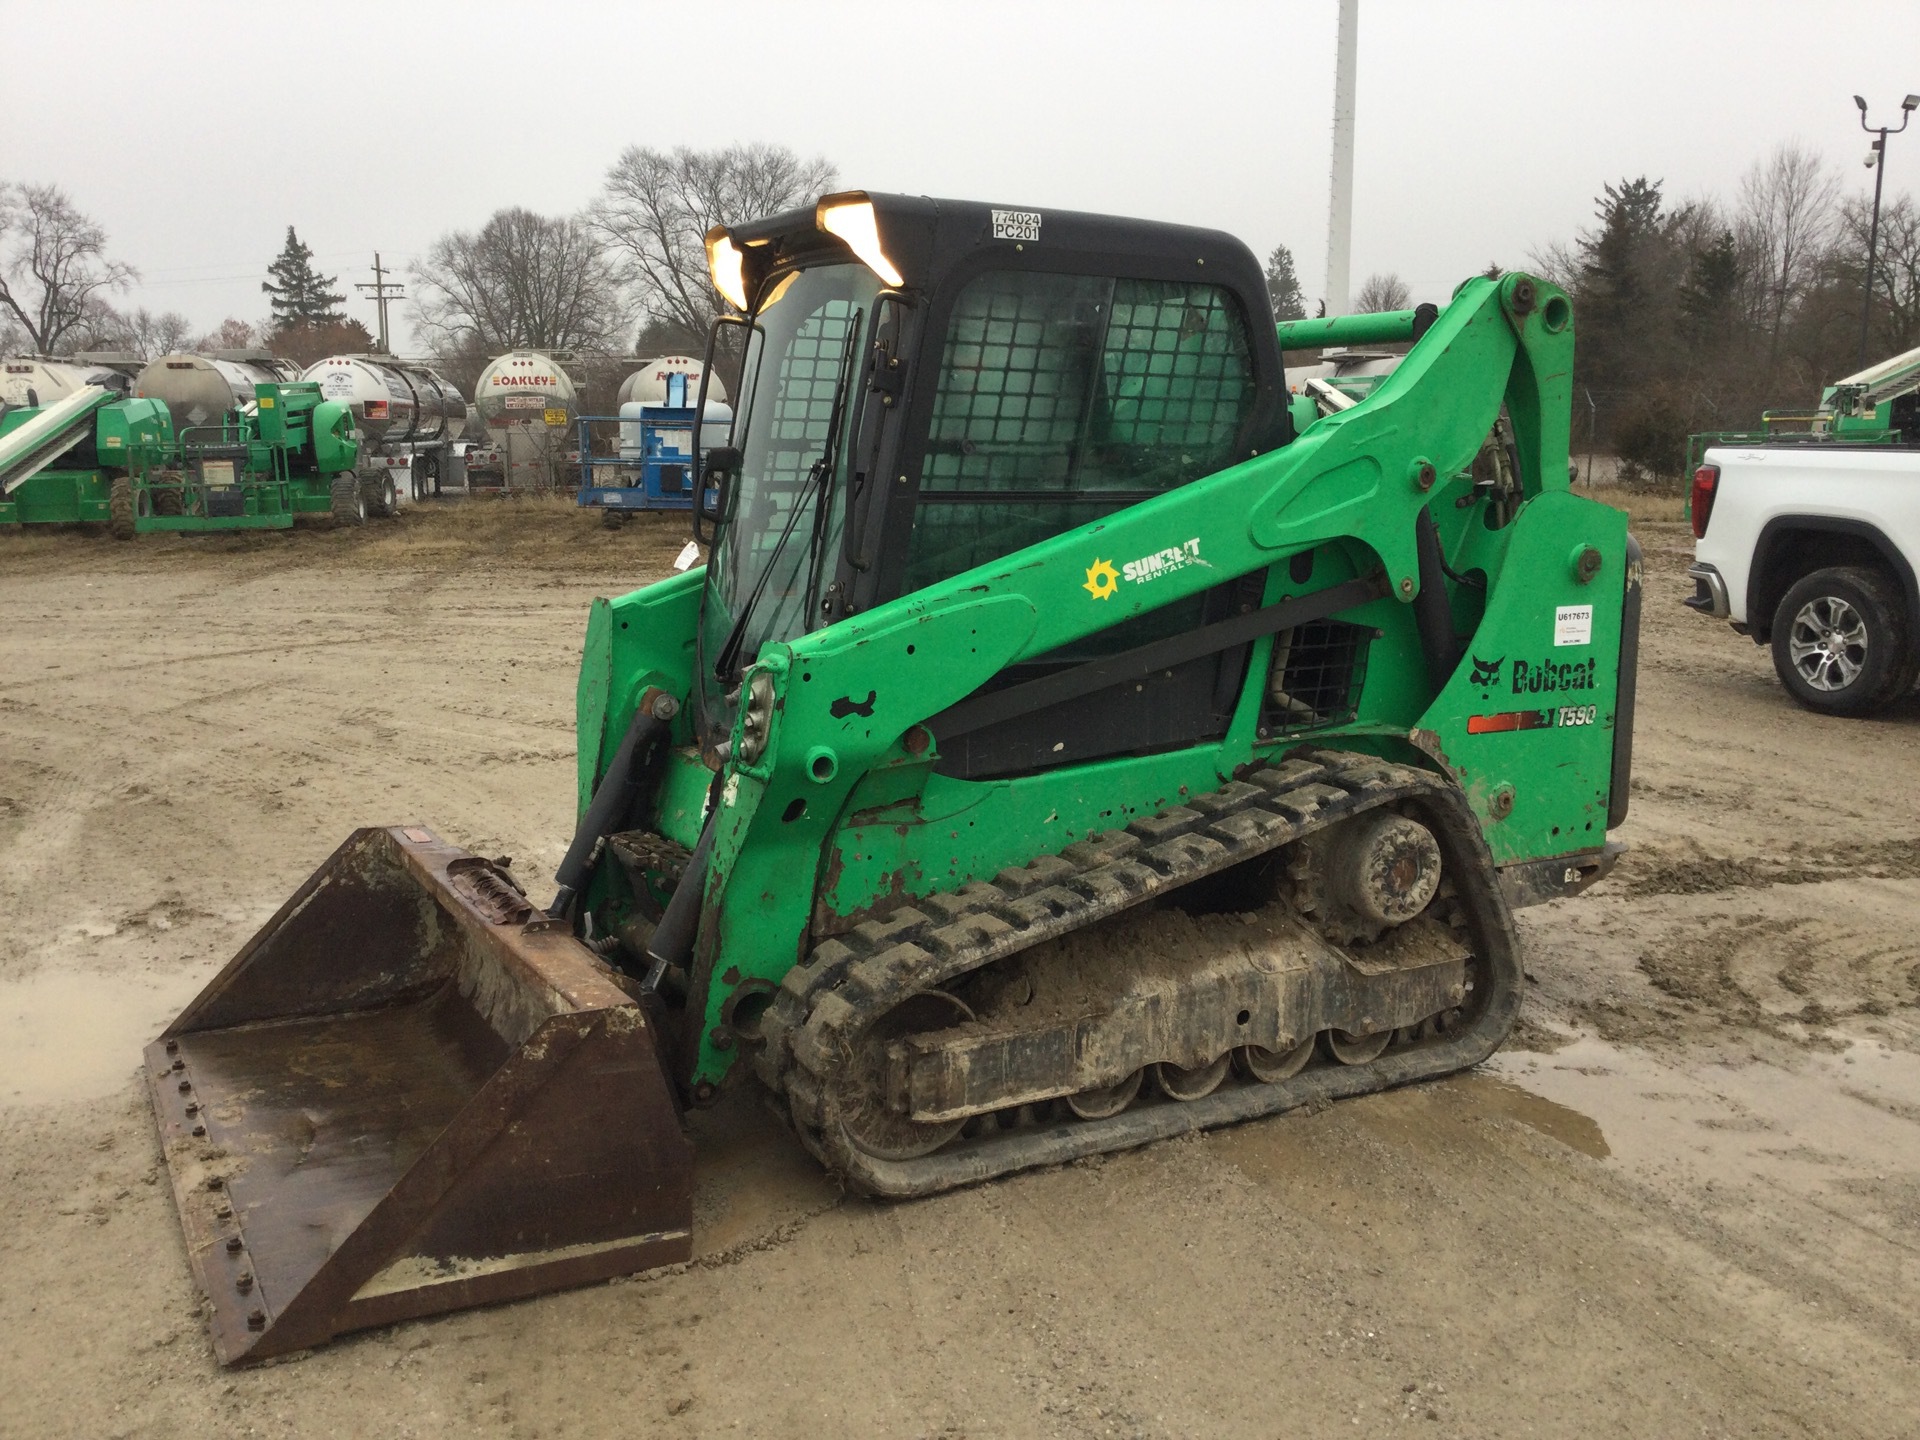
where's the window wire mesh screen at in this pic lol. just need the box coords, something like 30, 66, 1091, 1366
1264, 620, 1372, 735
907, 272, 1255, 589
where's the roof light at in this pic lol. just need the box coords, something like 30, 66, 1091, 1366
816, 194, 903, 287
704, 227, 749, 311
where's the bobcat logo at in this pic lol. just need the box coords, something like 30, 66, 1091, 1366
1469, 655, 1504, 688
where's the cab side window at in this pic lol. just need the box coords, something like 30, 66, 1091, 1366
904, 271, 1255, 590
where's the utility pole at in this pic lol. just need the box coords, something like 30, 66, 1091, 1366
1323, 0, 1358, 317
1854, 94, 1917, 370
355, 252, 406, 355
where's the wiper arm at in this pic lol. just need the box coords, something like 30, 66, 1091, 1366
713, 311, 864, 682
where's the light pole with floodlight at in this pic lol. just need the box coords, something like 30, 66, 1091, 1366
1854, 92, 1918, 369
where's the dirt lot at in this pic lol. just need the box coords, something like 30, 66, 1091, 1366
2, 502, 1917, 1438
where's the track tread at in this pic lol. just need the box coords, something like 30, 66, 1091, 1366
764, 748, 1522, 1198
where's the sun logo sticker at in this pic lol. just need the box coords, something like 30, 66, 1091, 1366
1083, 558, 1119, 600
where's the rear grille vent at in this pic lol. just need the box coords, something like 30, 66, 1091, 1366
1263, 620, 1372, 735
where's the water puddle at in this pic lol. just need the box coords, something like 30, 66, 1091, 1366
1490, 1035, 1920, 1186
0, 965, 209, 1107
1459, 1073, 1610, 1158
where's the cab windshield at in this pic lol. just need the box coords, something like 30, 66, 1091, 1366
698, 264, 877, 733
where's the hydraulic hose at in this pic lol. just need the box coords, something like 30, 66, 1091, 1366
643, 812, 715, 991
548, 708, 666, 918
1413, 507, 1464, 692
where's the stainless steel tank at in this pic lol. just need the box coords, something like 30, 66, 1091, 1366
134, 351, 300, 433
2, 355, 134, 408
473, 350, 579, 424
301, 355, 467, 449
473, 352, 579, 489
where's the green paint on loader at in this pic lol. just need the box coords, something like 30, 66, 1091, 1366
148, 193, 1640, 1365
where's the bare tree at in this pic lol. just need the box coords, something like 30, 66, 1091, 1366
1837, 193, 1920, 357
1734, 142, 1839, 375
268, 318, 377, 368
0, 183, 138, 353
410, 208, 628, 354
1354, 272, 1412, 312
72, 304, 196, 358
196, 317, 258, 350
590, 144, 837, 346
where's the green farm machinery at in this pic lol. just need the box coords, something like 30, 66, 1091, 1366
1685, 340, 1920, 473
0, 383, 173, 527
0, 377, 356, 536
148, 192, 1640, 1364
120, 380, 359, 536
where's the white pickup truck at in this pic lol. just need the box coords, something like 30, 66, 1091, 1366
1687, 444, 1920, 715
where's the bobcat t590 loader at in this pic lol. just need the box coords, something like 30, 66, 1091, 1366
147, 193, 1640, 1363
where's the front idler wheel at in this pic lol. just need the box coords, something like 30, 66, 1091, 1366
837, 990, 972, 1161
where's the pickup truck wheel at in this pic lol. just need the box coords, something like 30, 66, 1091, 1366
1771, 566, 1913, 716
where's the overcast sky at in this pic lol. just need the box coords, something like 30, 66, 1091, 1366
6, 0, 1918, 351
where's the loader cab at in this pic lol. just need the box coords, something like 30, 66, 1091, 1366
695, 192, 1289, 774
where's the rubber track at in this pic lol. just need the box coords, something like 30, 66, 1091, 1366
759, 749, 1523, 1198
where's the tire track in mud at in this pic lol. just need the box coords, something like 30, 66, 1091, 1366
1618, 837, 1920, 898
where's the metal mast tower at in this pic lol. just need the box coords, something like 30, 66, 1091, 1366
1324, 0, 1358, 316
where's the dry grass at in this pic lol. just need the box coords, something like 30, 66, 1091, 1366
1591, 489, 1689, 525
3, 481, 1685, 580
0, 492, 696, 578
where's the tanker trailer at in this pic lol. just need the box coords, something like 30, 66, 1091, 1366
3, 355, 134, 409
134, 351, 300, 434
473, 350, 577, 490
615, 354, 730, 462
302, 354, 468, 518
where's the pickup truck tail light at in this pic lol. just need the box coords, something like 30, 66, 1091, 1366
1690, 464, 1719, 540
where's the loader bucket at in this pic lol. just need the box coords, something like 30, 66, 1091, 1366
145, 825, 693, 1365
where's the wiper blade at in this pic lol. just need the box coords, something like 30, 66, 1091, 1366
714, 310, 864, 682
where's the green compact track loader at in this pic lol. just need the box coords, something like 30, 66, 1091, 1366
149, 192, 1640, 1363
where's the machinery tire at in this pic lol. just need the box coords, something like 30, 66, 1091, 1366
329, 475, 366, 529
425, 452, 442, 497
153, 475, 185, 516
1770, 565, 1914, 717
108, 477, 136, 541
366, 473, 398, 519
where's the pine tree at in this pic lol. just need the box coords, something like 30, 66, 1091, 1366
1264, 244, 1307, 321
1679, 229, 1742, 335
262, 227, 345, 327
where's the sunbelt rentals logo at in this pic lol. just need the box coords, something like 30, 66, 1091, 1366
1086, 538, 1205, 600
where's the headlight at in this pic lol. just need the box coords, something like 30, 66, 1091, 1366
738, 670, 776, 765
704, 227, 749, 311
816, 194, 903, 287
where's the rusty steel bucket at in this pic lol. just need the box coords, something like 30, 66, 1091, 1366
146, 825, 693, 1365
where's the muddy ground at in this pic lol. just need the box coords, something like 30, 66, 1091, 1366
1, 502, 1916, 1438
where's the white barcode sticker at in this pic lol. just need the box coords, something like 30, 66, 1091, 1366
991, 209, 1042, 242
1554, 604, 1593, 646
